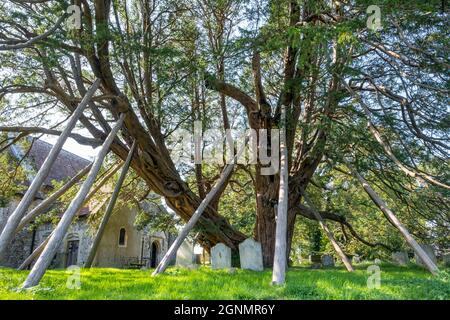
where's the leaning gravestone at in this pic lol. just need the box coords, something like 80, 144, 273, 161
176, 240, 196, 268
392, 251, 409, 266
414, 244, 437, 267
321, 254, 335, 267
239, 238, 264, 271
211, 243, 231, 269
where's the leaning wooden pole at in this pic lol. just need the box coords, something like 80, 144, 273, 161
272, 105, 289, 285
17, 164, 120, 270
15, 164, 92, 233
348, 165, 439, 275
301, 191, 354, 272
22, 113, 125, 288
18, 231, 53, 270
85, 140, 136, 268
0, 79, 100, 263
152, 135, 249, 276
82, 162, 123, 202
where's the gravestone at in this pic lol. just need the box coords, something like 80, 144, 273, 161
414, 244, 437, 267
239, 238, 264, 271
321, 254, 335, 267
353, 255, 361, 264
176, 240, 196, 267
374, 258, 382, 265
392, 251, 409, 266
211, 243, 231, 269
309, 254, 321, 264
443, 253, 450, 267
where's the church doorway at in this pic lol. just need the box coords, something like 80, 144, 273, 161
66, 240, 79, 267
150, 241, 160, 268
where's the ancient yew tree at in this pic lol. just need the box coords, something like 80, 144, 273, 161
0, 0, 448, 268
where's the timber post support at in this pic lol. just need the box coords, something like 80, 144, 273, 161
0, 79, 100, 264
84, 140, 136, 268
16, 164, 92, 233
152, 135, 250, 276
348, 164, 439, 275
17, 231, 53, 270
22, 113, 126, 288
272, 105, 289, 285
301, 191, 355, 272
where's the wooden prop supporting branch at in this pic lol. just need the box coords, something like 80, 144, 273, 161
15, 164, 92, 233
16, 162, 122, 233
272, 105, 289, 285
152, 135, 250, 276
17, 164, 121, 269
22, 113, 126, 288
301, 191, 354, 272
18, 231, 53, 270
84, 140, 136, 268
82, 162, 124, 201
0, 79, 100, 263
348, 164, 439, 275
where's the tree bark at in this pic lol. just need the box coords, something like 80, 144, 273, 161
152, 137, 249, 275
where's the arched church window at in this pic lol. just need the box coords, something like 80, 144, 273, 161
118, 227, 127, 247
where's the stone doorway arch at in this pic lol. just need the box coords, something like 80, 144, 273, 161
150, 241, 160, 268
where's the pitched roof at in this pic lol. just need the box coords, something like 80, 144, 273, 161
27, 139, 91, 187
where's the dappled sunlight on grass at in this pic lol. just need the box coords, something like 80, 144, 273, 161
0, 264, 448, 300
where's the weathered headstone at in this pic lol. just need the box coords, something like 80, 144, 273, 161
309, 254, 321, 264
321, 254, 335, 267
443, 253, 450, 267
176, 240, 196, 267
374, 258, 382, 265
239, 238, 264, 271
414, 244, 437, 267
211, 243, 231, 269
392, 251, 409, 266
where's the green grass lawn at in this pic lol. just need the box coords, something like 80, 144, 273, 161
0, 264, 449, 300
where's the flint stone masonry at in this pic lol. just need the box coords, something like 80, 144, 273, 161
392, 251, 409, 266
321, 254, 335, 267
239, 238, 264, 271
211, 243, 231, 269
0, 207, 9, 234
414, 244, 437, 267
